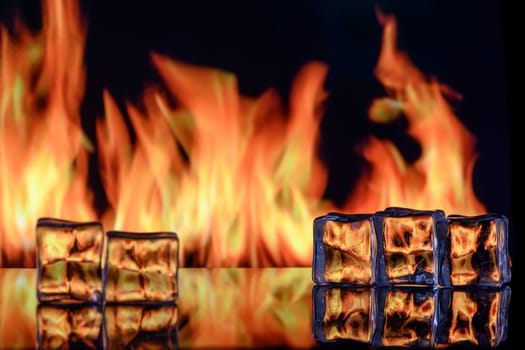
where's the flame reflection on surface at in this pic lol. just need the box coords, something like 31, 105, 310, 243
0, 268, 512, 349
0, 269, 37, 348
0, 0, 489, 267
0, 267, 315, 349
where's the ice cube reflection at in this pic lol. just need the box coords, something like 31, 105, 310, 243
313, 284, 511, 348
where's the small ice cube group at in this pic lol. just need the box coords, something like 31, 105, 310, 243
36, 219, 180, 304
35, 219, 181, 348
313, 207, 511, 287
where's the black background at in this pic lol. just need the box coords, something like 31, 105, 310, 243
0, 0, 521, 349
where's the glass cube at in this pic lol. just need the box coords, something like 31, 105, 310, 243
436, 286, 511, 348
37, 303, 103, 349
312, 285, 375, 344
104, 231, 179, 303
104, 303, 179, 350
373, 287, 437, 348
313, 213, 377, 285
36, 218, 105, 303
437, 214, 511, 287
374, 207, 445, 286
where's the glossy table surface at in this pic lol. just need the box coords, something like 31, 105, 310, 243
0, 268, 516, 349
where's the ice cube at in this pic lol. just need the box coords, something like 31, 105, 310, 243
374, 207, 445, 286
104, 304, 178, 350
313, 213, 377, 285
36, 218, 104, 303
437, 213, 511, 287
104, 231, 179, 303
37, 303, 103, 349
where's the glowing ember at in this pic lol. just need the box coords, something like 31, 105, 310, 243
0, 0, 487, 267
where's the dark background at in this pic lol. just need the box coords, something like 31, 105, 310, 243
0, 0, 520, 348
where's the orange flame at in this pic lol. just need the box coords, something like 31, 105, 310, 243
345, 10, 486, 215
0, 0, 95, 266
96, 58, 329, 267
0, 1, 487, 267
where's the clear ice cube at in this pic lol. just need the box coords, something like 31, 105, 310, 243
437, 213, 511, 287
37, 303, 103, 349
374, 207, 445, 286
313, 213, 377, 285
104, 231, 179, 303
36, 218, 104, 303
104, 304, 178, 350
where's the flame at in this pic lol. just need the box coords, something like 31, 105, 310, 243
96, 58, 329, 267
344, 10, 486, 215
0, 0, 95, 266
0, 0, 488, 267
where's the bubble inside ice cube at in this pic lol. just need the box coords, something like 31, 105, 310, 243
36, 218, 104, 303
104, 231, 179, 303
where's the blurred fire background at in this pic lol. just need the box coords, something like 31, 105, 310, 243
0, 0, 517, 261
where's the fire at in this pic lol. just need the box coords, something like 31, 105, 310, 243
96, 58, 329, 267
0, 0, 95, 267
344, 10, 486, 215
0, 0, 487, 267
